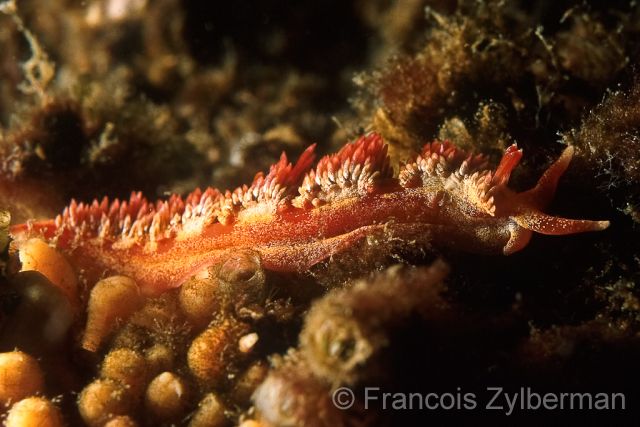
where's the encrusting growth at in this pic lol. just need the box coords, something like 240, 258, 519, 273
0, 351, 45, 405
5, 397, 64, 427
10, 133, 609, 295
300, 261, 451, 385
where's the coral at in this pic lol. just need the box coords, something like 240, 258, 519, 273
77, 379, 133, 426
103, 416, 138, 427
14, 251, 286, 424
0, 351, 44, 406
5, 396, 64, 427
187, 393, 228, 427
144, 372, 190, 422
82, 275, 143, 352
187, 318, 251, 386
100, 348, 149, 398
143, 344, 174, 378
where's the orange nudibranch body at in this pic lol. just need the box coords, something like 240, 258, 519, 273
10, 133, 609, 295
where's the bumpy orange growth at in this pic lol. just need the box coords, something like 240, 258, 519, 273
0, 351, 45, 405
5, 397, 65, 427
10, 133, 609, 295
82, 276, 143, 351
15, 237, 79, 309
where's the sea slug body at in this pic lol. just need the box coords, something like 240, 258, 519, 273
9, 133, 609, 295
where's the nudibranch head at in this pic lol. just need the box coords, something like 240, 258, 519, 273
496, 144, 609, 254
399, 140, 610, 255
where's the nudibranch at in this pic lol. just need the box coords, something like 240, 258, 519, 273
9, 133, 609, 295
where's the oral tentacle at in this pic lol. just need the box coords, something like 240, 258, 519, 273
519, 145, 575, 210
512, 211, 610, 235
